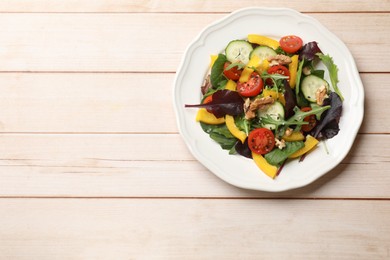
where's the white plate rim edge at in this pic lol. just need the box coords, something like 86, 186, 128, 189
173, 7, 365, 192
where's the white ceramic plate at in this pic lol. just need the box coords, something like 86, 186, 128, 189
173, 7, 364, 192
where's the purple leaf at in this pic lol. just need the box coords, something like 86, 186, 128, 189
311, 92, 343, 139
299, 41, 322, 61
235, 138, 252, 159
185, 90, 244, 118
283, 80, 297, 119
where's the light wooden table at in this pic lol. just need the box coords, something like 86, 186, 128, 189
0, 1, 389, 259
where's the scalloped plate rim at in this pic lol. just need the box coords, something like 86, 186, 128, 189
173, 7, 364, 192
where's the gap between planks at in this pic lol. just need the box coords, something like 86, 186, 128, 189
0, 196, 388, 200
0, 11, 388, 14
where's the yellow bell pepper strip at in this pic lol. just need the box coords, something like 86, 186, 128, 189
256, 59, 270, 72
252, 152, 278, 179
262, 89, 279, 100
248, 34, 280, 50
225, 115, 246, 143
210, 54, 218, 68
262, 89, 285, 106
289, 55, 299, 88
239, 55, 260, 83
224, 79, 237, 91
278, 94, 286, 106
289, 135, 319, 159
196, 108, 225, 125
282, 131, 305, 142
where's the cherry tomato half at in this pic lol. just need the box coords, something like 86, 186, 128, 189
279, 35, 303, 54
223, 62, 242, 81
267, 65, 290, 78
202, 95, 213, 113
236, 72, 263, 97
248, 128, 275, 155
301, 107, 317, 132
266, 65, 290, 85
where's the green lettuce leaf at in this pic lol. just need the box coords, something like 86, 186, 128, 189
317, 53, 344, 101
210, 54, 227, 88
200, 122, 236, 150
264, 141, 304, 166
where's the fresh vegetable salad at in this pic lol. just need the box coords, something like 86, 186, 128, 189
185, 34, 343, 179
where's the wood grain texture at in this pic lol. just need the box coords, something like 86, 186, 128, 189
0, 2, 388, 258
0, 134, 388, 198
0, 0, 388, 13
0, 73, 384, 133
0, 13, 388, 72
0, 199, 389, 259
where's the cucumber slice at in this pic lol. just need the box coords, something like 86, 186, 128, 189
225, 40, 253, 65
301, 75, 329, 102
258, 101, 285, 130
250, 46, 277, 63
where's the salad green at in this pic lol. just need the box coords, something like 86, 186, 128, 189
185, 34, 343, 179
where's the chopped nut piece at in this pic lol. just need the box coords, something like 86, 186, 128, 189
244, 96, 274, 120
275, 138, 286, 150
243, 98, 252, 117
284, 127, 293, 137
316, 85, 328, 105
267, 54, 292, 66
302, 66, 311, 76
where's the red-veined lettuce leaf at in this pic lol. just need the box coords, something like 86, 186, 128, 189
185, 90, 244, 118
311, 92, 343, 139
299, 41, 322, 61
283, 79, 297, 119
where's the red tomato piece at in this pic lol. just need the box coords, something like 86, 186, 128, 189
223, 62, 242, 81
266, 65, 290, 85
248, 128, 275, 155
267, 65, 290, 77
300, 107, 317, 132
203, 95, 213, 104
279, 35, 303, 54
202, 95, 213, 113
236, 72, 263, 97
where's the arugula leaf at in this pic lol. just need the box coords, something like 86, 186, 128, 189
261, 71, 289, 81
225, 62, 246, 71
260, 71, 289, 93
234, 115, 251, 136
210, 54, 227, 88
259, 105, 331, 132
317, 53, 344, 101
275, 46, 289, 56
265, 141, 304, 166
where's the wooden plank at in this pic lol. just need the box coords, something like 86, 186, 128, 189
0, 73, 177, 133
0, 73, 383, 133
0, 198, 389, 259
0, 134, 388, 198
0, 0, 388, 13
359, 73, 390, 134
0, 13, 388, 72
